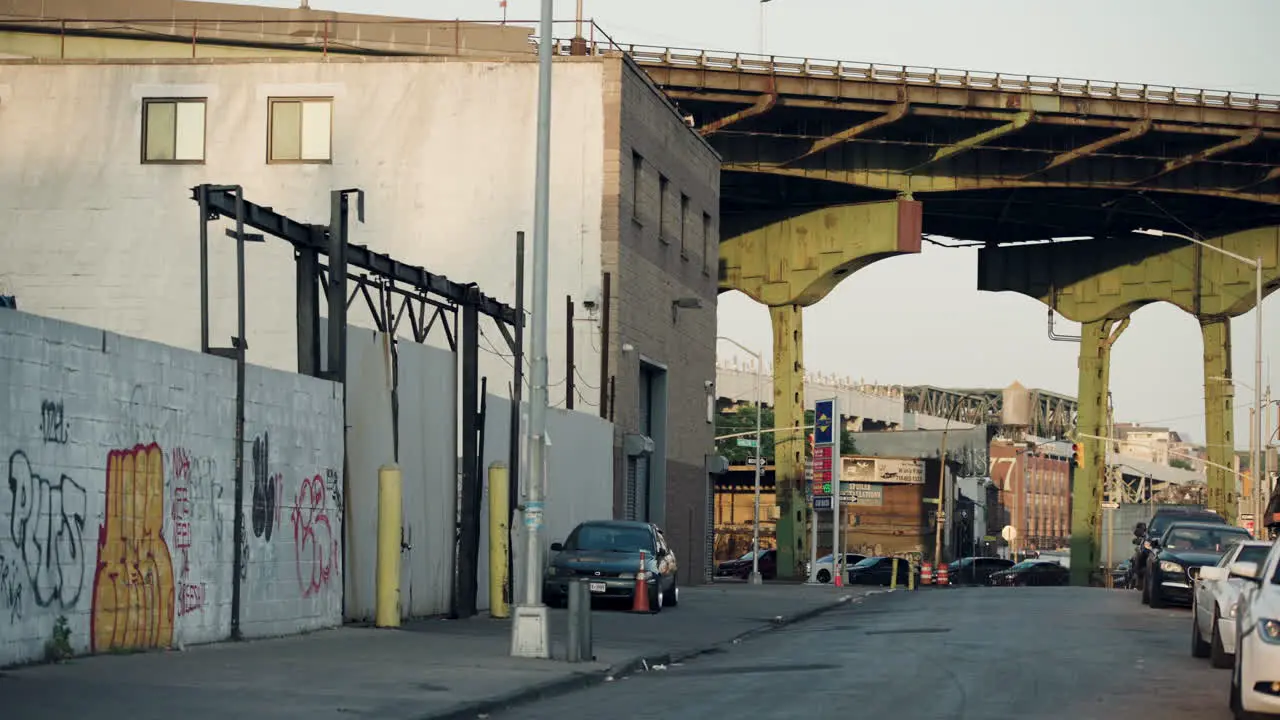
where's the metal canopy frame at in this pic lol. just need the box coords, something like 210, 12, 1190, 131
190, 184, 522, 621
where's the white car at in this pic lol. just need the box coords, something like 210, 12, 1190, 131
807, 553, 865, 584
1227, 540, 1280, 717
1193, 540, 1272, 668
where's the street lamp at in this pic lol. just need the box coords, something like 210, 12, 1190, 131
1136, 227, 1264, 525
759, 0, 773, 56
717, 336, 765, 585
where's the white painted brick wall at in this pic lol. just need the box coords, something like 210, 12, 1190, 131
0, 308, 343, 666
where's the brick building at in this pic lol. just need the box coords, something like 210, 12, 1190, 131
988, 439, 1073, 555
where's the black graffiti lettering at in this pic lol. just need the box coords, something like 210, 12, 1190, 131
40, 400, 69, 444
0, 555, 22, 621
7, 450, 86, 608
251, 433, 277, 541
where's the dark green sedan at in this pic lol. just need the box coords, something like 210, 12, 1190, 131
543, 520, 679, 613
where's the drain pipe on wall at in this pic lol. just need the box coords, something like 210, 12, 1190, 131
1047, 306, 1081, 343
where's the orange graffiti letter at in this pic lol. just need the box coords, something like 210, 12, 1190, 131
91, 444, 175, 653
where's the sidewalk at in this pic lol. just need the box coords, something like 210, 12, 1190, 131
1, 582, 884, 720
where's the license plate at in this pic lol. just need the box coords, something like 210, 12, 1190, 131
589, 582, 606, 593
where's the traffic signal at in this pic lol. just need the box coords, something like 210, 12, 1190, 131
1071, 442, 1083, 468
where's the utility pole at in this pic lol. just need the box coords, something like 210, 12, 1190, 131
510, 0, 554, 660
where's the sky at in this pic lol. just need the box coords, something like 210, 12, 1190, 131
208, 0, 1280, 446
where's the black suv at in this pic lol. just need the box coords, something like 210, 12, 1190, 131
1130, 507, 1226, 595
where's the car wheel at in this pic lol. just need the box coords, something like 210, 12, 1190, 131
648, 584, 663, 614
1192, 599, 1211, 658
664, 580, 679, 607
1149, 576, 1164, 608
817, 569, 831, 584
1141, 573, 1151, 605
1211, 607, 1232, 669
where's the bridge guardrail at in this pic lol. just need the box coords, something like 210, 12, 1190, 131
559, 39, 1280, 113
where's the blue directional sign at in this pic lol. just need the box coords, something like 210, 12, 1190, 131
814, 399, 835, 446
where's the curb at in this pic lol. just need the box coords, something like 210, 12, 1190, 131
420, 594, 858, 720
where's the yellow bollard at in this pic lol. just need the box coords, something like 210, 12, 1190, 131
891, 558, 899, 589
488, 462, 510, 619
909, 560, 916, 591
376, 464, 403, 628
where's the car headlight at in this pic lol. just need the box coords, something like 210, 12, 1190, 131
1159, 560, 1184, 573
546, 566, 562, 577
1258, 619, 1280, 644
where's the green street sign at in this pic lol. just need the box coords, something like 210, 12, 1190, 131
736, 437, 758, 448
822, 482, 831, 493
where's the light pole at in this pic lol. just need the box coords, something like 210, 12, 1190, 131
511, 0, 554, 659
718, 336, 765, 584
1137, 227, 1263, 524
759, 0, 772, 56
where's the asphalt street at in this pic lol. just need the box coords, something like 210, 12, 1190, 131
499, 586, 1233, 720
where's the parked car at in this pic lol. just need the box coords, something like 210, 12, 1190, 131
1143, 521, 1252, 608
987, 560, 1070, 587
716, 548, 776, 580
847, 556, 912, 586
1130, 507, 1227, 595
1111, 559, 1133, 588
1192, 540, 1272, 668
1227, 540, 1280, 717
543, 520, 679, 613
947, 556, 1015, 585
807, 553, 866, 584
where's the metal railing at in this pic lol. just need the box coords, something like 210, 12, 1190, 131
5, 15, 1276, 113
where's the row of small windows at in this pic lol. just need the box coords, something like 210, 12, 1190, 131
140, 97, 333, 164
631, 150, 714, 275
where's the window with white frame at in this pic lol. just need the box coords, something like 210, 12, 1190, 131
268, 97, 333, 163
142, 98, 207, 163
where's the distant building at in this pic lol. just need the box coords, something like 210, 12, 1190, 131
1114, 423, 1187, 467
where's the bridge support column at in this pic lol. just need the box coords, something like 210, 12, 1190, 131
1201, 317, 1237, 521
770, 305, 807, 577
717, 199, 923, 579
1071, 318, 1125, 586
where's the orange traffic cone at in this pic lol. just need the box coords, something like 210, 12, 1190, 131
631, 550, 651, 613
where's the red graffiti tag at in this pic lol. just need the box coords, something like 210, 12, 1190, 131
291, 475, 339, 598
168, 447, 205, 617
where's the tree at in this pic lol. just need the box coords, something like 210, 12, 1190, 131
714, 405, 857, 463
1169, 458, 1193, 471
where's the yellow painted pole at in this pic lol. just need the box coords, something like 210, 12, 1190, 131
908, 560, 915, 591
891, 558, 899, 590
489, 462, 510, 618
376, 464, 403, 628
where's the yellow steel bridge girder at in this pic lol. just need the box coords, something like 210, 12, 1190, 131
718, 199, 924, 307
978, 226, 1280, 324
718, 199, 924, 579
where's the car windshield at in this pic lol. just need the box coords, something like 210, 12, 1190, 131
1163, 526, 1251, 553
566, 524, 653, 553
737, 550, 759, 560
1009, 561, 1040, 571
852, 557, 882, 569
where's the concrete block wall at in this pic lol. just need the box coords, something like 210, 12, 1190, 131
0, 309, 343, 667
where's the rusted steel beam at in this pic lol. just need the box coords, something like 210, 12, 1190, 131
721, 162, 1280, 205
1236, 166, 1280, 192
785, 101, 909, 166
698, 91, 778, 136
1129, 129, 1263, 185
904, 111, 1034, 174
1022, 120, 1152, 179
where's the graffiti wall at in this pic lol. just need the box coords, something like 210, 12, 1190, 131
0, 310, 343, 666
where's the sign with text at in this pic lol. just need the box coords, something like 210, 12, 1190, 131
814, 399, 835, 446
843, 483, 883, 506
841, 456, 924, 485
812, 445, 832, 496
